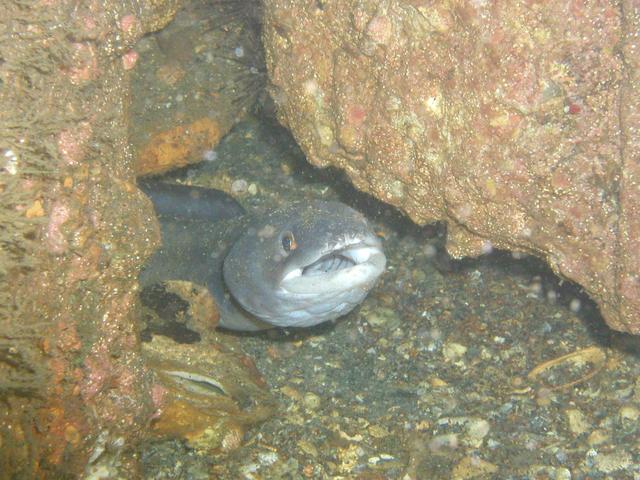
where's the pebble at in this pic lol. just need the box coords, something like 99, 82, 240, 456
634, 377, 640, 400
443, 342, 467, 361
428, 433, 458, 452
465, 418, 491, 447
566, 408, 590, 436
240, 463, 259, 475
202, 149, 217, 162
430, 377, 448, 387
303, 392, 321, 410
298, 439, 318, 457
527, 466, 571, 480
593, 450, 633, 474
231, 178, 248, 193
587, 429, 609, 446
452, 455, 498, 479
618, 405, 639, 424
368, 425, 389, 438
258, 451, 279, 466
435, 416, 490, 448
365, 307, 400, 329
280, 385, 302, 401
368, 453, 394, 465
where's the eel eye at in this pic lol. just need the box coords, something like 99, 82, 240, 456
281, 231, 297, 253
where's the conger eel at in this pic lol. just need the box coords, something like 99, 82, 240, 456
139, 181, 386, 331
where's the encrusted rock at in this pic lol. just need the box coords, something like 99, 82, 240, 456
262, 0, 640, 334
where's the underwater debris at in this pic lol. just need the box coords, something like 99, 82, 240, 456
527, 346, 607, 391
142, 334, 276, 452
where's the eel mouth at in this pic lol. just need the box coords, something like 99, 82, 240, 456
279, 238, 386, 295
301, 244, 377, 276
302, 252, 355, 276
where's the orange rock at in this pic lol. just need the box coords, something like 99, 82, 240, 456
135, 118, 222, 176
64, 424, 81, 446
25, 200, 44, 218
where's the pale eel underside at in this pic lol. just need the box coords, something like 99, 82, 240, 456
139, 181, 386, 331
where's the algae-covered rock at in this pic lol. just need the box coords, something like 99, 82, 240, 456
0, 0, 177, 477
